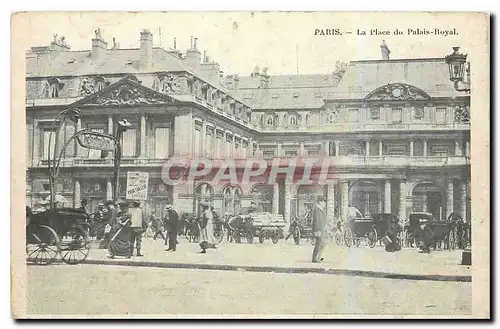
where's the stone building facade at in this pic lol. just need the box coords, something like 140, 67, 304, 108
25, 29, 471, 224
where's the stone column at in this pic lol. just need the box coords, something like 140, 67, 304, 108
384, 179, 391, 213
465, 141, 470, 158
446, 180, 454, 219
75, 118, 83, 157
423, 140, 428, 157
335, 141, 340, 156
74, 179, 81, 208
378, 140, 383, 157
399, 181, 406, 223
107, 115, 114, 158
272, 183, 279, 214
365, 140, 370, 157
299, 142, 305, 157
422, 194, 428, 212
341, 180, 349, 222
201, 121, 207, 158
284, 183, 292, 227
106, 179, 113, 201
323, 141, 329, 156
33, 120, 40, 160
108, 115, 113, 135
140, 114, 146, 157
174, 114, 193, 156
455, 141, 462, 156
461, 181, 467, 221
276, 142, 282, 157
410, 140, 414, 157
364, 192, 370, 216
327, 183, 335, 220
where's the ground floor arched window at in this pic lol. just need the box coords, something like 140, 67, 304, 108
250, 184, 274, 213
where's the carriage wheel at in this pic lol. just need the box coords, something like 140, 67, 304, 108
233, 231, 241, 243
344, 228, 354, 248
26, 225, 61, 265
60, 226, 90, 265
366, 229, 378, 248
448, 230, 456, 251
246, 230, 254, 244
214, 227, 224, 244
271, 231, 279, 244
334, 231, 343, 246
292, 227, 301, 245
258, 232, 265, 244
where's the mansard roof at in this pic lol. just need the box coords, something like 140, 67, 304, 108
328, 58, 464, 100
26, 47, 189, 77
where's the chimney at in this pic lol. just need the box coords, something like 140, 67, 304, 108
185, 36, 201, 71
91, 28, 108, 59
140, 29, 153, 69
259, 67, 270, 88
201, 56, 221, 84
166, 37, 182, 59
50, 34, 71, 53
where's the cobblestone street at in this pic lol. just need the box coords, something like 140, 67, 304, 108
27, 264, 471, 317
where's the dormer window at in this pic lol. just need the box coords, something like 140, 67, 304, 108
265, 115, 275, 127
42, 78, 64, 98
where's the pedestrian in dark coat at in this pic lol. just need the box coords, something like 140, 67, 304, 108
103, 200, 117, 247
164, 204, 179, 252
312, 196, 328, 263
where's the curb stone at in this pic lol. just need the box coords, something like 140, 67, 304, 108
80, 258, 472, 283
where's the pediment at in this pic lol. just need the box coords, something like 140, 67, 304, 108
73, 77, 178, 107
364, 83, 430, 101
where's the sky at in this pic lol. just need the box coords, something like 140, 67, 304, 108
17, 12, 483, 76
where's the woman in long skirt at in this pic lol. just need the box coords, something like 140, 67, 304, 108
199, 203, 217, 253
108, 205, 132, 258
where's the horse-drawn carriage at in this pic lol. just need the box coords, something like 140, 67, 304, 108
26, 206, 91, 265
342, 213, 402, 248
405, 212, 463, 251
288, 208, 316, 245
251, 212, 285, 244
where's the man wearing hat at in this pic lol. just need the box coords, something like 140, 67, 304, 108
129, 201, 146, 257
164, 203, 179, 252
103, 200, 117, 247
33, 200, 49, 213
312, 195, 328, 263
419, 219, 435, 253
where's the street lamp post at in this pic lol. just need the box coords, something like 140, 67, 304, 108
445, 47, 472, 265
445, 47, 471, 93
112, 119, 131, 202
47, 108, 81, 210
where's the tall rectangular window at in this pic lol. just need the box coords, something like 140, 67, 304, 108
206, 133, 213, 157
216, 136, 223, 158
42, 130, 55, 160
225, 138, 233, 158
392, 108, 402, 124
154, 127, 170, 158
194, 127, 202, 157
121, 128, 137, 157
349, 109, 359, 122
435, 108, 446, 124
414, 107, 424, 120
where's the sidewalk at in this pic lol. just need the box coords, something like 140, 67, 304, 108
85, 237, 472, 282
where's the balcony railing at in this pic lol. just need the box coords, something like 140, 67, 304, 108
259, 122, 470, 132
29, 155, 469, 169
